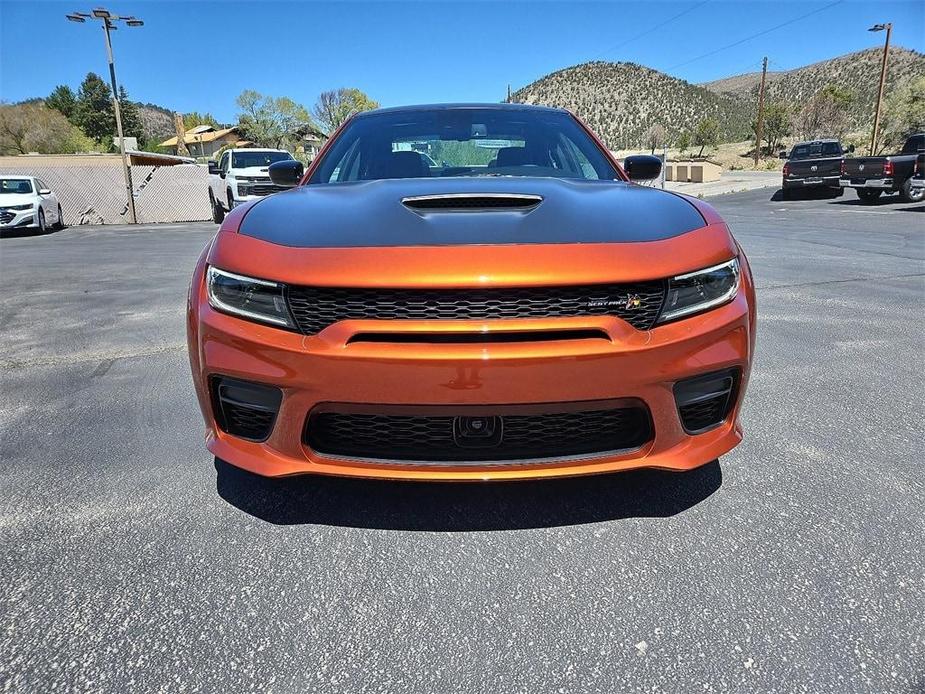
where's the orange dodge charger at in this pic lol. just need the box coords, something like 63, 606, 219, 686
187, 104, 756, 481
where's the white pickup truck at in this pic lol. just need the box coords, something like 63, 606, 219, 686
208, 148, 296, 222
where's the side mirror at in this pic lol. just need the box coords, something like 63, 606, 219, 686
38, 188, 52, 195
208, 160, 220, 175
623, 154, 662, 181
847, 144, 856, 153
778, 151, 788, 159
268, 159, 305, 187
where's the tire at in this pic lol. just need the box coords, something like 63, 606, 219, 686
899, 177, 925, 204
857, 189, 882, 204
36, 209, 46, 232
210, 191, 225, 223
227, 190, 235, 214
53, 205, 64, 229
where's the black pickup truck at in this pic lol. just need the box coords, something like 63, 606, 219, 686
840, 133, 925, 204
780, 139, 849, 198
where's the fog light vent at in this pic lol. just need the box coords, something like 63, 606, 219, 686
674, 368, 739, 434
211, 376, 282, 442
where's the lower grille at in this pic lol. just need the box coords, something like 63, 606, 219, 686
674, 368, 739, 434
305, 404, 652, 464
211, 376, 282, 442
0, 210, 16, 224
286, 281, 667, 335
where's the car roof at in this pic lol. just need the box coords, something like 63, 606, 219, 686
355, 103, 569, 118
1, 175, 33, 180
792, 139, 841, 146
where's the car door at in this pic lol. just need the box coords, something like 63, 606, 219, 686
38, 179, 60, 222
33, 179, 52, 221
213, 152, 229, 204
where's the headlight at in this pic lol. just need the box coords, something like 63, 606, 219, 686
206, 266, 294, 328
10, 203, 33, 211
658, 258, 739, 323
237, 183, 249, 196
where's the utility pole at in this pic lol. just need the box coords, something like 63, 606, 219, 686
67, 8, 144, 224
753, 56, 768, 167
868, 22, 892, 156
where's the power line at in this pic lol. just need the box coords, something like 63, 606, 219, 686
589, 0, 712, 62
666, 0, 844, 71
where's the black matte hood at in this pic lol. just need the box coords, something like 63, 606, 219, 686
238, 177, 706, 248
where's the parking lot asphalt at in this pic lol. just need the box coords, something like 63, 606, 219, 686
1, 188, 923, 693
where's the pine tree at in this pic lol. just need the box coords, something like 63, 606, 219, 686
74, 72, 115, 142
46, 85, 77, 122
117, 86, 143, 140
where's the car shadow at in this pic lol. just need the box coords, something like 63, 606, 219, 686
769, 188, 843, 202
828, 195, 899, 207
214, 457, 723, 531
0, 225, 64, 239
896, 205, 925, 212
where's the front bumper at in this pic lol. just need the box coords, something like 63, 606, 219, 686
0, 209, 38, 229
188, 265, 755, 481
911, 178, 925, 190
840, 178, 894, 189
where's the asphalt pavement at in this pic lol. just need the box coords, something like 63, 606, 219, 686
1, 188, 923, 693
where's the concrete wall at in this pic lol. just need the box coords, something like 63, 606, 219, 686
0, 161, 210, 225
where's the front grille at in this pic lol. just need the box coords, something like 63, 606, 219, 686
305, 404, 652, 464
286, 281, 666, 334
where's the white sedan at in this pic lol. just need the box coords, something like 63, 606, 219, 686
0, 176, 63, 232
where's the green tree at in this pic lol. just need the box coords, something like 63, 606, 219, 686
676, 131, 691, 154
879, 76, 925, 152
183, 111, 221, 130
0, 103, 94, 154
791, 84, 854, 140
74, 72, 115, 142
46, 85, 77, 121
693, 118, 719, 157
236, 90, 313, 149
312, 88, 379, 134
752, 102, 791, 156
117, 86, 143, 141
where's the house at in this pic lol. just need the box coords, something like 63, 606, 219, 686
158, 125, 252, 157
293, 123, 328, 160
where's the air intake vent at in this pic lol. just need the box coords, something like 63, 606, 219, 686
211, 376, 282, 442
674, 368, 740, 434
401, 193, 542, 212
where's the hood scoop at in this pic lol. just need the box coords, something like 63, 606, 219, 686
401, 193, 543, 213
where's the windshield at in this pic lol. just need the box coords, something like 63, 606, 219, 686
790, 142, 841, 159
0, 178, 33, 194
232, 151, 292, 168
309, 107, 618, 184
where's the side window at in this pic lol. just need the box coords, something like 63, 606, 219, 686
220, 152, 229, 171
36, 179, 48, 192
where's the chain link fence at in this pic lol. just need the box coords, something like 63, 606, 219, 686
0, 162, 210, 225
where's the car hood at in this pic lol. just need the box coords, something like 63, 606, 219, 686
237, 177, 707, 248
0, 193, 35, 207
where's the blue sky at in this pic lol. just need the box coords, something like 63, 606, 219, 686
1, 0, 922, 121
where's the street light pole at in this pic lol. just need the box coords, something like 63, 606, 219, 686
67, 8, 144, 224
869, 22, 892, 156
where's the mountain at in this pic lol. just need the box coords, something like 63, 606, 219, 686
512, 47, 925, 149
512, 61, 751, 149
702, 47, 925, 131
136, 103, 176, 145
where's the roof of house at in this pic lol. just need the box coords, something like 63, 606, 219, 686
159, 126, 239, 148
